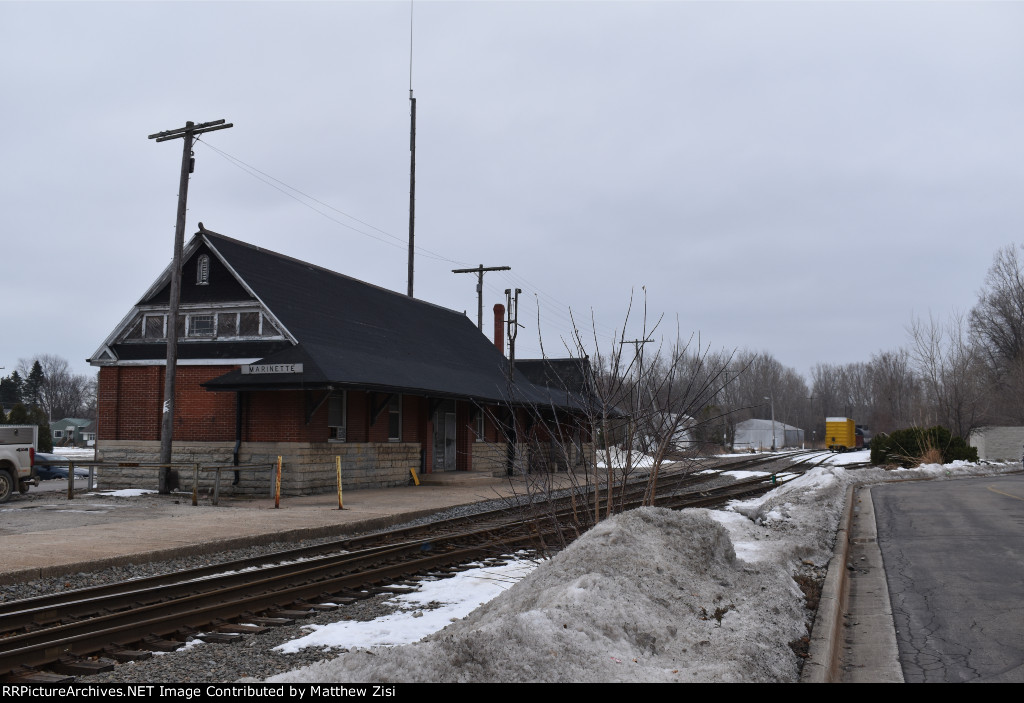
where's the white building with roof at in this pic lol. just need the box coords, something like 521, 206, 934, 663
732, 418, 804, 451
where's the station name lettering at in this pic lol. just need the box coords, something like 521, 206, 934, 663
242, 363, 303, 375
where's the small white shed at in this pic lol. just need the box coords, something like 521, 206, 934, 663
733, 418, 804, 451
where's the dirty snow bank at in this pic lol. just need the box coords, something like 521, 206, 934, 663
266, 460, 1020, 683
269, 508, 808, 683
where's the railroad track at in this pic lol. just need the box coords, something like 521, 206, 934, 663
0, 449, 841, 681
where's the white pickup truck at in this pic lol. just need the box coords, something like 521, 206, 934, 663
0, 425, 37, 502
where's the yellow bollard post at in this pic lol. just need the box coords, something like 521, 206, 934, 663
275, 456, 282, 509
336, 455, 346, 510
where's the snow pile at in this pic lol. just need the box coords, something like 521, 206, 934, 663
728, 466, 851, 562
264, 459, 1020, 683
269, 508, 809, 683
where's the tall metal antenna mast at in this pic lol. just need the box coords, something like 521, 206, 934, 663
408, 90, 416, 297
407, 2, 417, 297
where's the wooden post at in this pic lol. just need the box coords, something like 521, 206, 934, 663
191, 463, 199, 506
274, 456, 282, 508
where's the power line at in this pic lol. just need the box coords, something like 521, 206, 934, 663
193, 141, 630, 353
197, 140, 465, 266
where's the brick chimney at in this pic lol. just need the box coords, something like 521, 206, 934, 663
493, 303, 505, 355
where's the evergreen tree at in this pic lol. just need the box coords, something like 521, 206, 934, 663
23, 361, 45, 410
0, 371, 23, 408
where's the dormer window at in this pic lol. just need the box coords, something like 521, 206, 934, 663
196, 254, 210, 285
188, 314, 215, 337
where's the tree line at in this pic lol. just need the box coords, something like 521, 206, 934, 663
0, 354, 97, 424
597, 244, 1024, 450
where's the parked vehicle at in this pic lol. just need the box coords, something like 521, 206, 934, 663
0, 425, 38, 502
33, 452, 89, 480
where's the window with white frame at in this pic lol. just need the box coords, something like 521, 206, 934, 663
328, 391, 347, 442
188, 314, 215, 337
124, 309, 285, 343
388, 396, 402, 442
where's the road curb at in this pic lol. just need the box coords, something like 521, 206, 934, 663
801, 482, 855, 682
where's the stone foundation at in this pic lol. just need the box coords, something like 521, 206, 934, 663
95, 440, 422, 496
471, 439, 595, 476
94, 439, 595, 496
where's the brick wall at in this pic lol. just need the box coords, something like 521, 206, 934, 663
97, 365, 237, 442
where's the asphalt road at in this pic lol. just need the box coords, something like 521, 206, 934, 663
872, 474, 1024, 683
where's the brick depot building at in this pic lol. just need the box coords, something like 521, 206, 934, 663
89, 226, 594, 494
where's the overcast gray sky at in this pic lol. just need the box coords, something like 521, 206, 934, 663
3, 0, 1022, 382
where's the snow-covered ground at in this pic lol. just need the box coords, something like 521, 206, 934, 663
246, 452, 1018, 683
53, 447, 97, 459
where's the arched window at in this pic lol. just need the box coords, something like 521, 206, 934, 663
196, 254, 210, 285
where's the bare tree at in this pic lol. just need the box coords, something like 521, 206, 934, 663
493, 291, 740, 547
907, 312, 987, 438
17, 354, 95, 421
970, 244, 1024, 371
866, 349, 919, 433
970, 245, 1024, 423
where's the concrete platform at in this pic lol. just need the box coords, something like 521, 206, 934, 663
0, 471, 528, 584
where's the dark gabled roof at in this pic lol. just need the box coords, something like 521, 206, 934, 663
195, 228, 583, 409
515, 357, 626, 418
515, 358, 593, 394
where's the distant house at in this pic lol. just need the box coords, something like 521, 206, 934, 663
88, 226, 595, 494
51, 418, 96, 447
732, 418, 804, 451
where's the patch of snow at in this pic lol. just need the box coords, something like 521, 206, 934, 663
595, 446, 656, 469
275, 557, 540, 654
820, 450, 871, 466
722, 470, 769, 480
90, 489, 158, 497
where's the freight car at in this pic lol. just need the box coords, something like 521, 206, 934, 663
825, 417, 857, 452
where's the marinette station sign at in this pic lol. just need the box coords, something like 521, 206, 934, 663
241, 363, 304, 375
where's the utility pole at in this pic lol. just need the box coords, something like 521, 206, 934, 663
504, 288, 523, 381
148, 118, 232, 493
764, 393, 776, 451
623, 338, 653, 365
453, 264, 511, 329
